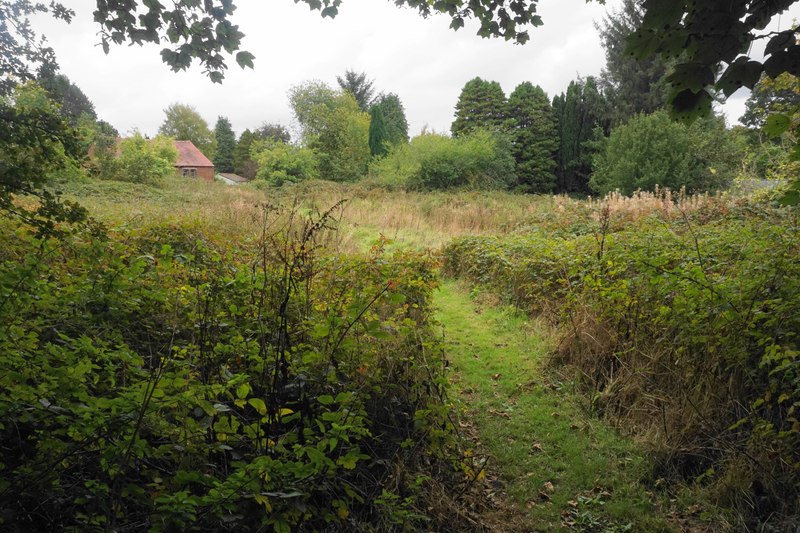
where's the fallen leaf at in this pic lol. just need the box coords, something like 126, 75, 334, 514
551, 412, 560, 418
492, 373, 502, 380
538, 490, 550, 501
543, 481, 555, 492
531, 442, 543, 453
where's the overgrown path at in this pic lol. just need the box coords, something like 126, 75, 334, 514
434, 280, 672, 532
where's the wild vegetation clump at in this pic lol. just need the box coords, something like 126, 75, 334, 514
0, 201, 481, 531
443, 192, 800, 529
367, 130, 515, 191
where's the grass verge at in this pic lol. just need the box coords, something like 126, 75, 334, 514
436, 280, 674, 532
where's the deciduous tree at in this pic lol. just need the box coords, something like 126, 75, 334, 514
158, 103, 215, 160
233, 129, 258, 179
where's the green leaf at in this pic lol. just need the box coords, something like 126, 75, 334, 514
321, 6, 338, 18
317, 394, 335, 405
765, 30, 796, 56
235, 51, 255, 69
236, 382, 250, 400
716, 58, 762, 97
763, 114, 791, 138
640, 0, 685, 30
248, 397, 267, 415
668, 88, 713, 123
666, 63, 715, 93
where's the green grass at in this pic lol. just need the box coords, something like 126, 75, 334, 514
435, 280, 674, 532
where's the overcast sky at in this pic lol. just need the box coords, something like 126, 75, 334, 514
32, 0, 800, 139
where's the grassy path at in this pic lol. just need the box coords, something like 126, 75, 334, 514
435, 280, 672, 532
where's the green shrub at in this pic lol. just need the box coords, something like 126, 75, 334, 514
0, 208, 460, 530
252, 140, 319, 186
590, 111, 736, 195
368, 130, 515, 190
112, 133, 177, 185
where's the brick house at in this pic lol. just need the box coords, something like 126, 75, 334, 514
174, 140, 215, 181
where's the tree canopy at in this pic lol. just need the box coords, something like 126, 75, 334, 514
337, 70, 376, 112
372, 93, 410, 146
506, 82, 557, 193
158, 103, 215, 159
212, 116, 236, 173
451, 77, 507, 137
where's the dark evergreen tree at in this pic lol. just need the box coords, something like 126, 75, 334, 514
38, 72, 97, 126
233, 129, 258, 179
553, 76, 610, 193
373, 93, 409, 146
506, 82, 557, 193
254, 122, 291, 143
451, 77, 507, 137
213, 116, 236, 172
597, 0, 669, 124
336, 70, 375, 112
368, 105, 389, 157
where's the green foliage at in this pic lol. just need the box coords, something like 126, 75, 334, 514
212, 116, 236, 173
372, 93, 409, 146
0, 205, 456, 530
158, 103, 215, 160
113, 133, 178, 185
598, 0, 670, 124
234, 129, 258, 179
0, 82, 87, 235
38, 72, 96, 126
451, 77, 507, 137
336, 70, 375, 112
442, 202, 800, 528
740, 73, 800, 129
289, 81, 370, 181
368, 105, 389, 157
590, 111, 734, 195
370, 131, 515, 190
252, 140, 319, 186
255, 122, 291, 144
553, 76, 609, 193
505, 82, 557, 193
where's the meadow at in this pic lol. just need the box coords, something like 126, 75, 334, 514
1, 175, 797, 531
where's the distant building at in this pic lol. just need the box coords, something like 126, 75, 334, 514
217, 172, 250, 186
174, 140, 214, 181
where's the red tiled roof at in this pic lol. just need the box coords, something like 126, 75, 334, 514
174, 140, 214, 168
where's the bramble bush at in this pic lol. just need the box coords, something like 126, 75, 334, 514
0, 204, 466, 531
443, 196, 800, 529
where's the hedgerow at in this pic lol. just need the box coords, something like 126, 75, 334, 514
443, 199, 800, 528
0, 205, 466, 531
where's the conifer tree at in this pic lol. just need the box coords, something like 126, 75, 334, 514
597, 0, 669, 124
451, 77, 507, 137
368, 105, 389, 157
233, 129, 257, 179
213, 116, 236, 172
336, 70, 375, 112
373, 93, 409, 146
553, 76, 609, 193
506, 82, 557, 193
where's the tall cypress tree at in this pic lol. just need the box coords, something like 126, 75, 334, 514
553, 76, 609, 193
368, 105, 389, 157
373, 93, 409, 146
506, 82, 558, 193
213, 116, 236, 172
451, 77, 507, 137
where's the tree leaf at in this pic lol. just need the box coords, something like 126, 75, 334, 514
235, 51, 254, 69
763, 114, 791, 138
248, 397, 267, 415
